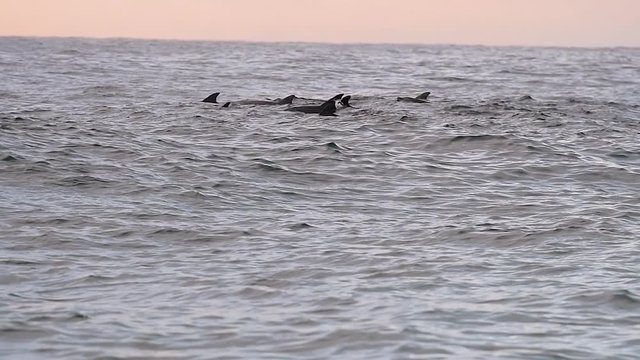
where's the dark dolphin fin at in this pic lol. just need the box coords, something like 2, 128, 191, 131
222, 102, 231, 108
277, 95, 297, 105
202, 92, 220, 103
329, 93, 344, 101
339, 95, 352, 108
318, 100, 337, 116
416, 91, 431, 100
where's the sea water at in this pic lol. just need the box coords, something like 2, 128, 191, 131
1, 37, 640, 359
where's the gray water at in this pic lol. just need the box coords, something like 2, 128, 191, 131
1, 37, 640, 359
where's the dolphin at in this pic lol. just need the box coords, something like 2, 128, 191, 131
397, 91, 431, 103
203, 93, 296, 106
287, 99, 337, 116
286, 94, 343, 115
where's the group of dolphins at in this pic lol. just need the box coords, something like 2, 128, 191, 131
202, 91, 431, 116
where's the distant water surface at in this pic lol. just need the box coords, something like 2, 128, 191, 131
1, 37, 640, 359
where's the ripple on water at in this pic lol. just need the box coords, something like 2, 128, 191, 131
1, 38, 640, 360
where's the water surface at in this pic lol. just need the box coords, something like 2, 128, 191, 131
1, 37, 640, 359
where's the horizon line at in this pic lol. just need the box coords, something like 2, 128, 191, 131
2, 34, 639, 51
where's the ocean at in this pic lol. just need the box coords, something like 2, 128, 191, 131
1, 36, 639, 359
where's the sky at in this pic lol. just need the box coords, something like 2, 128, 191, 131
1, 0, 639, 47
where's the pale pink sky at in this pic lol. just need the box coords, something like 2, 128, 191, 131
1, 0, 639, 47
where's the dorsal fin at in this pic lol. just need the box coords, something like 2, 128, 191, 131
318, 99, 337, 116
277, 94, 296, 105
416, 91, 431, 100
340, 95, 352, 107
202, 92, 220, 103
329, 93, 344, 101
222, 102, 230, 108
